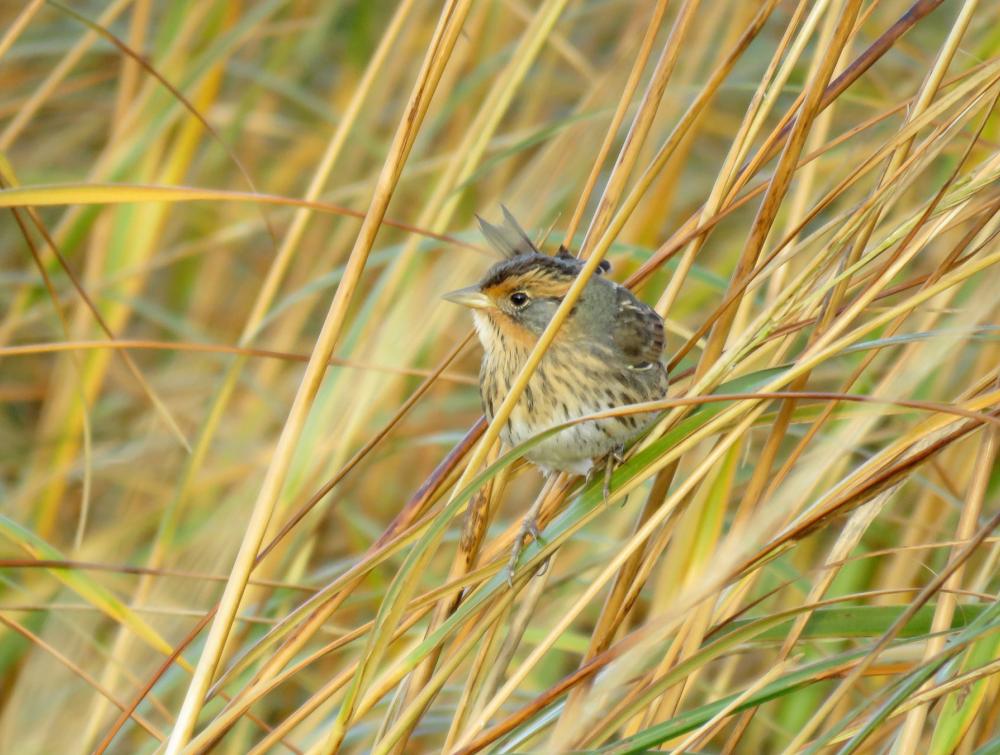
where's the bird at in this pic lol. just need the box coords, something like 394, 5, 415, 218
443, 207, 669, 583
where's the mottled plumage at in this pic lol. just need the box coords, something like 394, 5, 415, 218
445, 208, 669, 476
444, 208, 670, 583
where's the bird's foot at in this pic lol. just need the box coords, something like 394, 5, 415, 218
506, 514, 547, 588
601, 444, 626, 506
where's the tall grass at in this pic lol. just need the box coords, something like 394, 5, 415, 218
0, 1, 998, 752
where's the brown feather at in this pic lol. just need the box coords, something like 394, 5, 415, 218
452, 208, 670, 475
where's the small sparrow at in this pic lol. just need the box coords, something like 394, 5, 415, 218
444, 208, 669, 582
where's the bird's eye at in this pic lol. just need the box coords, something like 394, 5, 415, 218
509, 291, 529, 307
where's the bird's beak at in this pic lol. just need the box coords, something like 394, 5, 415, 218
442, 285, 492, 310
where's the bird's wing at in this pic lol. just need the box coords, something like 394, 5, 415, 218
611, 286, 665, 366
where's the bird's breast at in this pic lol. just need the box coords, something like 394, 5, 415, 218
478, 340, 668, 470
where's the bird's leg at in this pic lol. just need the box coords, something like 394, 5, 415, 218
506, 498, 545, 588
506, 476, 555, 588
602, 444, 626, 506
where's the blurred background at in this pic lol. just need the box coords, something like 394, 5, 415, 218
0, 1, 998, 752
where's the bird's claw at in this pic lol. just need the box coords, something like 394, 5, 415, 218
506, 515, 546, 588
602, 445, 626, 506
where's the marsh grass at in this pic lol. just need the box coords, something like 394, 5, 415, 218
0, 1, 998, 753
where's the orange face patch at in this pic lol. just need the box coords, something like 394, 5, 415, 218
482, 270, 571, 302
484, 308, 537, 347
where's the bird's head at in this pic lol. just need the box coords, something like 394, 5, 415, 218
443, 208, 610, 349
